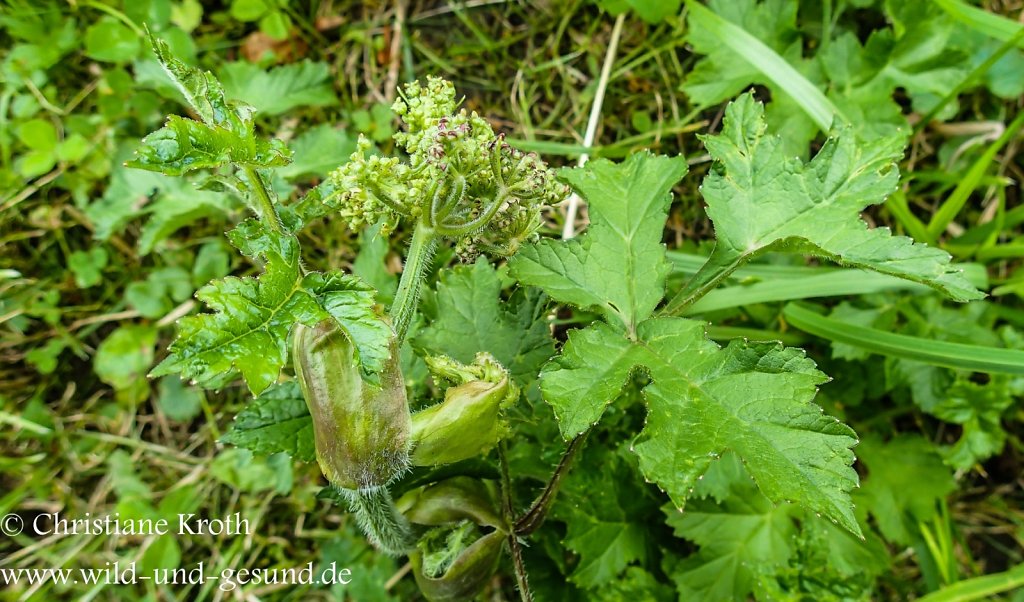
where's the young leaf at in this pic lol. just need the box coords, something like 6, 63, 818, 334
415, 259, 553, 384
128, 115, 290, 176
664, 94, 982, 313
129, 33, 292, 176
152, 221, 391, 394
150, 227, 320, 394
509, 152, 688, 335
313, 271, 394, 378
147, 31, 239, 129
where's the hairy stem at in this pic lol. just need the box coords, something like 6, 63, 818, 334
499, 442, 533, 602
243, 166, 283, 234
340, 486, 414, 556
390, 220, 438, 345
514, 431, 588, 537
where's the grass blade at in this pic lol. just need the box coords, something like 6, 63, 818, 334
917, 563, 1024, 602
668, 252, 988, 312
933, 0, 1024, 47
886, 189, 935, 244
684, 0, 845, 131
783, 303, 1024, 374
684, 267, 987, 314
925, 111, 1024, 240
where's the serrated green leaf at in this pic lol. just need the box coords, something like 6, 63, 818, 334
932, 377, 1019, 470
150, 229, 322, 394
685, 0, 839, 131
681, 0, 801, 107
220, 382, 315, 462
666, 94, 982, 313
147, 32, 242, 129
220, 60, 338, 116
312, 272, 394, 379
588, 567, 675, 602
153, 220, 391, 394
132, 33, 293, 177
542, 317, 861, 535
127, 115, 291, 176
510, 152, 688, 334
416, 259, 553, 384
539, 321, 641, 434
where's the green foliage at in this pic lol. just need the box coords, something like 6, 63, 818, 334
94, 325, 157, 404
219, 60, 338, 116
856, 435, 956, 545
513, 149, 861, 533
221, 381, 315, 462
682, 0, 1023, 155
415, 259, 553, 384
554, 446, 657, 587
512, 152, 687, 333
5, 3, 1023, 601
666, 93, 982, 311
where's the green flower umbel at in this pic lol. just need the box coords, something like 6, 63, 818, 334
326, 77, 568, 257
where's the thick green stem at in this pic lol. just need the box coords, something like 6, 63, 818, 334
391, 220, 438, 345
243, 166, 283, 233
341, 486, 414, 556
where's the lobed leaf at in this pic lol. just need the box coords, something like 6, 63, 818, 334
127, 115, 290, 176
148, 31, 237, 128
415, 259, 553, 385
541, 317, 861, 535
666, 94, 982, 313
219, 60, 339, 116
129, 33, 292, 177
510, 151, 688, 335
152, 221, 392, 395
220, 382, 315, 462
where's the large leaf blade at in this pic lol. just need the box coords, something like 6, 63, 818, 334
665, 94, 982, 313
510, 151, 687, 333
539, 317, 861, 535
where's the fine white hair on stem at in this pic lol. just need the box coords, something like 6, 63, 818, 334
562, 12, 626, 240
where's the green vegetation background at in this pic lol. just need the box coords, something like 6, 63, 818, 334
1, 0, 1023, 600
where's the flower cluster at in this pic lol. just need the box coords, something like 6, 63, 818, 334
326, 77, 567, 256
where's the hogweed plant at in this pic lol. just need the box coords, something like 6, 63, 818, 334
133, 34, 982, 600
